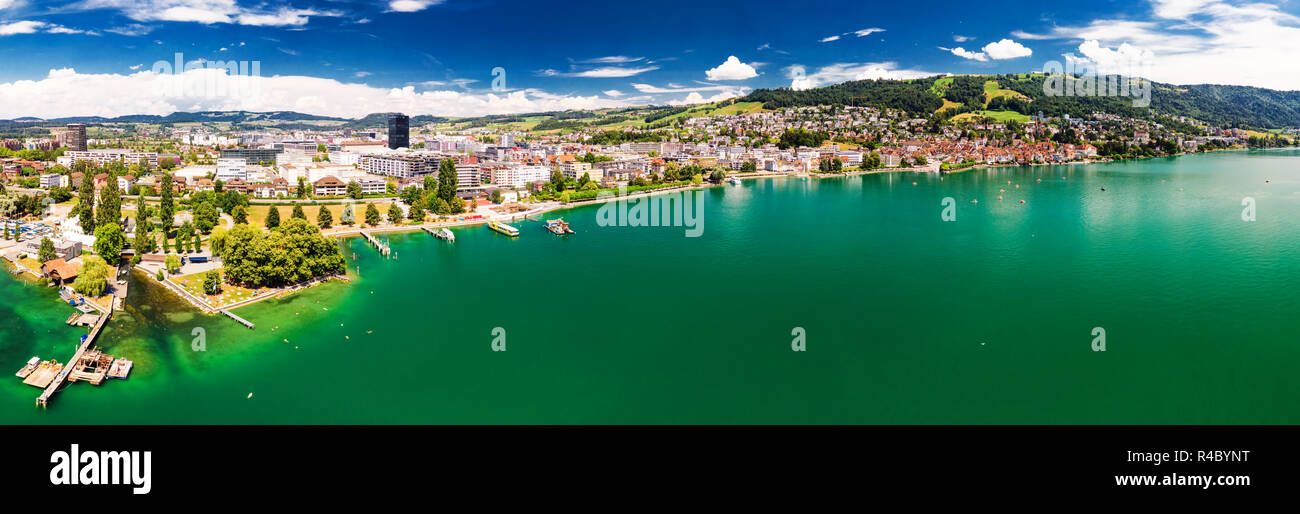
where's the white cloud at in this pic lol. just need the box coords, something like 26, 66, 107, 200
0, 20, 94, 36
388, 0, 443, 12
0, 20, 43, 35
981, 38, 1032, 59
704, 56, 758, 81
786, 62, 935, 90
578, 56, 643, 64
946, 47, 988, 61
0, 0, 15, 8
853, 27, 885, 37
354, 71, 372, 78
105, 24, 154, 36
819, 35, 841, 43
756, 43, 770, 51
1014, 0, 1300, 89
548, 66, 659, 78
72, 1, 341, 27
603, 90, 623, 97
953, 35, 974, 42
0, 67, 635, 119
631, 83, 739, 94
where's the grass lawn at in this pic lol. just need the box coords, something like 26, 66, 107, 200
19, 257, 42, 271
951, 110, 1031, 123
929, 77, 954, 95
983, 80, 1030, 106
936, 99, 962, 113
246, 204, 356, 229
171, 268, 268, 308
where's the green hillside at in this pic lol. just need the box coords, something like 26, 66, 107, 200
739, 74, 1300, 129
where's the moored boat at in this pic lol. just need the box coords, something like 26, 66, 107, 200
728, 176, 742, 185
544, 218, 574, 235
15, 356, 40, 378
107, 358, 133, 379
488, 222, 520, 237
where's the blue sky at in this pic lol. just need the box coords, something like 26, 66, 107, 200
1, 0, 1298, 118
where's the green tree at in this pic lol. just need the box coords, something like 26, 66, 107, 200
317, 205, 334, 227
387, 203, 403, 224
210, 227, 229, 257
78, 170, 95, 233
347, 180, 363, 199
291, 204, 306, 220
193, 231, 202, 253
37, 236, 57, 263
93, 223, 125, 262
193, 201, 218, 233
296, 177, 308, 198
202, 270, 222, 295
433, 198, 451, 215
231, 204, 248, 225
159, 173, 175, 229
164, 254, 181, 273
407, 200, 424, 222
550, 169, 567, 192
96, 179, 121, 228
72, 255, 109, 297
364, 203, 380, 226
221, 218, 345, 288
132, 220, 152, 255
341, 203, 355, 225
265, 206, 281, 229
437, 159, 458, 203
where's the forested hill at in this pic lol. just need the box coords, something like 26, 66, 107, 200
738, 74, 1300, 129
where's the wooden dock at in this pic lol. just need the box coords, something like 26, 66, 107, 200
37, 307, 111, 407
221, 309, 255, 329
67, 348, 113, 386
359, 230, 391, 257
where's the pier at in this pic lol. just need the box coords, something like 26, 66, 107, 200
359, 230, 392, 257
37, 306, 111, 407
221, 309, 255, 329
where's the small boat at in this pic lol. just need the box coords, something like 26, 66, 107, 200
107, 358, 132, 379
544, 218, 574, 235
434, 228, 455, 242
728, 176, 742, 185
15, 356, 40, 378
488, 222, 519, 237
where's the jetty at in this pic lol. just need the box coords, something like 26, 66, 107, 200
67, 347, 114, 386
221, 308, 255, 329
359, 230, 392, 257
423, 226, 454, 242
36, 307, 111, 407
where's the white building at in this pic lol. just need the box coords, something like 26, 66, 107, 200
455, 164, 482, 192
215, 158, 248, 182
360, 154, 441, 179
39, 173, 63, 188
328, 150, 360, 166
57, 149, 158, 169
492, 165, 550, 188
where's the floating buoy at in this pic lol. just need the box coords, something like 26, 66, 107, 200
998, 196, 1003, 201
1000, 189, 1005, 193
1019, 199, 1026, 204
1036, 178, 1041, 182
912, 182, 917, 186
247, 393, 253, 399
